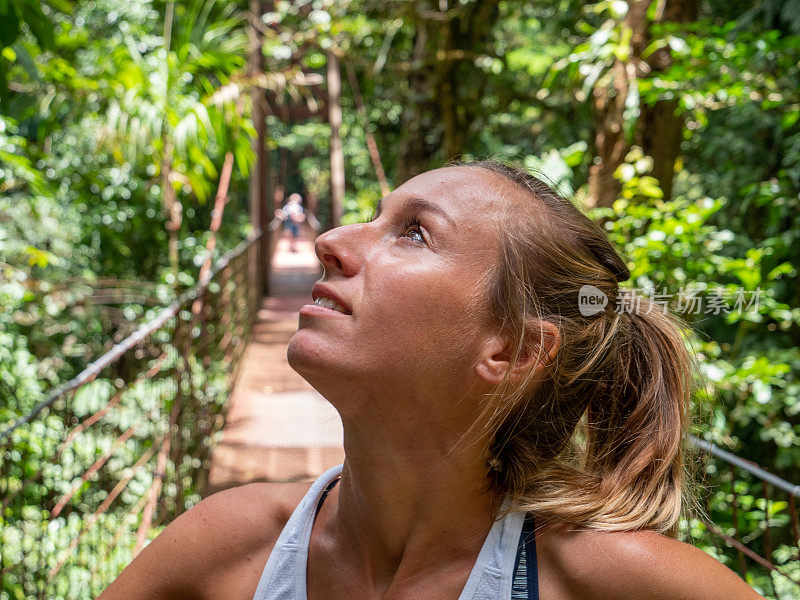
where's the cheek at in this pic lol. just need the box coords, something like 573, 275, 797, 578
363, 264, 484, 360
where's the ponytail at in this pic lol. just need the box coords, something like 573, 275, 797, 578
452, 159, 700, 536
579, 290, 696, 535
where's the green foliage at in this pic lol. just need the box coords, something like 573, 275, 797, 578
0, 0, 57, 105
1, 1, 260, 596
1, 250, 255, 597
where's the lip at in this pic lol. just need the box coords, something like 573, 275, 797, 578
299, 303, 350, 318
311, 282, 352, 315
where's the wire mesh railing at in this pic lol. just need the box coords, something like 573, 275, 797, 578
688, 435, 800, 597
0, 232, 263, 600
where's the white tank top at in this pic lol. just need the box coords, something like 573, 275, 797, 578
250, 463, 527, 600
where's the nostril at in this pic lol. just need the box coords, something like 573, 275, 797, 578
324, 253, 343, 271
314, 228, 357, 276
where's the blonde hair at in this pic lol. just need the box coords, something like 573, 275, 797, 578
454, 159, 702, 538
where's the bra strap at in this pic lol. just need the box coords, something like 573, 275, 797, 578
314, 476, 340, 517
522, 514, 539, 600
512, 513, 539, 600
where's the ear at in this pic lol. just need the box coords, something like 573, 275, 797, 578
474, 319, 561, 387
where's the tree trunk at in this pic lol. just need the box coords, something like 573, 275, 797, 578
396, 2, 501, 183
163, 137, 181, 273
586, 0, 652, 209
637, 0, 698, 201
162, 1, 179, 275
437, 0, 500, 163
327, 49, 345, 229
345, 61, 391, 196
305, 188, 319, 223
396, 9, 434, 185
248, 0, 270, 294
587, 60, 631, 209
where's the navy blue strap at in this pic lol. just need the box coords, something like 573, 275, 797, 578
512, 513, 539, 600
314, 476, 340, 518
513, 536, 524, 583
522, 514, 539, 600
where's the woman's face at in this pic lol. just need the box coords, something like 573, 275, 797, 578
287, 166, 513, 424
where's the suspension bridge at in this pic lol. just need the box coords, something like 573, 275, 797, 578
205, 227, 344, 493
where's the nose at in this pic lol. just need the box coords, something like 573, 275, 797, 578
314, 224, 364, 277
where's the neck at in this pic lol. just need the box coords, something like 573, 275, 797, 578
318, 418, 504, 593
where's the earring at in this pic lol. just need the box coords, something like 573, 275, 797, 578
488, 457, 502, 471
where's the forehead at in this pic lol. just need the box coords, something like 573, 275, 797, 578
395, 166, 518, 224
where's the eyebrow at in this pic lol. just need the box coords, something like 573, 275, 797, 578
372, 197, 457, 230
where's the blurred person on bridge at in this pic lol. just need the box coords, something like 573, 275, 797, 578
275, 193, 305, 252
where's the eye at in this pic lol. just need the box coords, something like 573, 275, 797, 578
400, 215, 426, 244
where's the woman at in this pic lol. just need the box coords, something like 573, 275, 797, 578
99, 160, 764, 600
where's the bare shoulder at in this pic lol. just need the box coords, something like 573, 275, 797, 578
537, 521, 765, 600
177, 479, 314, 558
97, 480, 313, 600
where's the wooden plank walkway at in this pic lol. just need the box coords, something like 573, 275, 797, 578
205, 230, 345, 495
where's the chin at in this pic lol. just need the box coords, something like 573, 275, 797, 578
285, 334, 376, 414
286, 331, 345, 383
286, 331, 321, 372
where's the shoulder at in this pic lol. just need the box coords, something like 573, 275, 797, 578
537, 521, 765, 600
97, 480, 313, 600
170, 480, 314, 562
195, 480, 314, 536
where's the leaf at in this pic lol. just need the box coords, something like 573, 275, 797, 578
639, 176, 664, 199
72, 380, 114, 417
781, 111, 799, 129
751, 380, 772, 405
24, 246, 54, 268
0, 59, 8, 107
16, 0, 55, 51
767, 262, 796, 281
0, 0, 20, 48
562, 141, 588, 167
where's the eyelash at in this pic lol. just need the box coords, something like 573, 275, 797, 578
367, 211, 426, 244
400, 215, 426, 244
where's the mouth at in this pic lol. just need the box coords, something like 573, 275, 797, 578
310, 283, 352, 315
299, 300, 351, 319
310, 295, 350, 315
